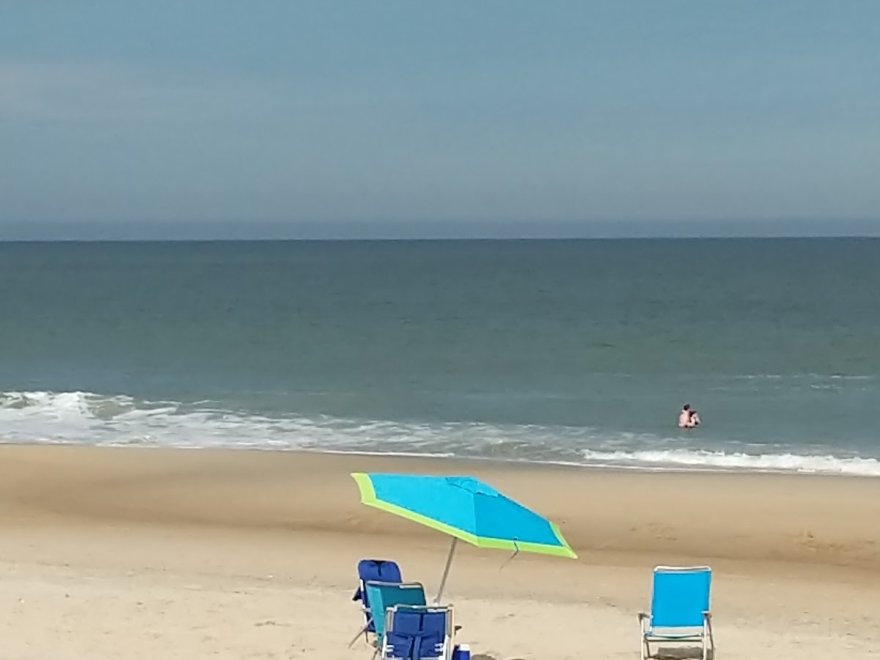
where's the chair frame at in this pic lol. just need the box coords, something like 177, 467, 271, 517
638, 566, 715, 660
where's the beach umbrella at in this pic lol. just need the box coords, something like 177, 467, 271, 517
351, 472, 576, 603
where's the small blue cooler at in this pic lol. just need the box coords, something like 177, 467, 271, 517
452, 644, 471, 660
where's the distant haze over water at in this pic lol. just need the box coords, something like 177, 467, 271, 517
3, 219, 880, 241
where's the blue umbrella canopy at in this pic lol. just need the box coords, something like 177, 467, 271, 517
352, 473, 576, 558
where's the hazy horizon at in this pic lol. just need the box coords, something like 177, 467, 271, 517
2, 218, 880, 241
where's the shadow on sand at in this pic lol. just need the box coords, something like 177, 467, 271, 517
472, 648, 710, 660
650, 647, 713, 660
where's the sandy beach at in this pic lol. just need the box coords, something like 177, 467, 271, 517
2, 445, 879, 659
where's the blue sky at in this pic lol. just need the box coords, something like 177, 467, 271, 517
1, 1, 879, 238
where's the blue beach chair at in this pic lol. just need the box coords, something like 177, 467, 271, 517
381, 605, 453, 660
350, 560, 404, 646
638, 566, 715, 660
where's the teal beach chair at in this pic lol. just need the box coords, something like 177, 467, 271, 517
638, 566, 715, 660
364, 581, 427, 655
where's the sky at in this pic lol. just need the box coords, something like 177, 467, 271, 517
1, 1, 879, 239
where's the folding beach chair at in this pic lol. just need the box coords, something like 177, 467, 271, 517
638, 566, 715, 660
350, 559, 404, 646
381, 605, 454, 660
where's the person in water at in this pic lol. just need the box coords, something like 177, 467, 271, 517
678, 404, 700, 429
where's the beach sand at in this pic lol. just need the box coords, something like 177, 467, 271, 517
1, 445, 879, 659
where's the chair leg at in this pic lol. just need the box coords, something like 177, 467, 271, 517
707, 618, 716, 660
348, 622, 370, 648
639, 616, 650, 660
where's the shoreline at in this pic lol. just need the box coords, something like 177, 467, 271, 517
4, 439, 880, 480
310, 447, 880, 479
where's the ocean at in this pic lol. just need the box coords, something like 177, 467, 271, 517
2, 238, 879, 475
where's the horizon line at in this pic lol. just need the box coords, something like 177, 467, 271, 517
3, 234, 880, 244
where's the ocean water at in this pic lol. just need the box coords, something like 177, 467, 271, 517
1, 238, 879, 475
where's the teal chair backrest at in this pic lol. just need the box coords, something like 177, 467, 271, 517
364, 581, 427, 642
651, 566, 711, 628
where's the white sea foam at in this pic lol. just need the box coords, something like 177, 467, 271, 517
577, 448, 880, 476
2, 390, 879, 477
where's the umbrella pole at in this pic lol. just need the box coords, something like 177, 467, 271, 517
434, 537, 458, 604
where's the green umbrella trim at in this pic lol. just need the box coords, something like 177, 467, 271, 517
351, 472, 577, 559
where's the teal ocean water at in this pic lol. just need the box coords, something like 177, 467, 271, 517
2, 238, 879, 475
